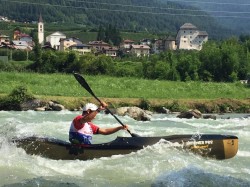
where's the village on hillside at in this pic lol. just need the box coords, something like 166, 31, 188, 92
0, 15, 208, 58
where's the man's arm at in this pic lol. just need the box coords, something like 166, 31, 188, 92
98, 125, 128, 135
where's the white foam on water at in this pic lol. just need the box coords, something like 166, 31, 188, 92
237, 150, 250, 157
0, 112, 249, 187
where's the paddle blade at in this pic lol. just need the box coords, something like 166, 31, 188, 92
73, 73, 99, 100
131, 133, 141, 137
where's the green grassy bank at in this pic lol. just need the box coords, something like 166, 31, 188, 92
0, 72, 249, 112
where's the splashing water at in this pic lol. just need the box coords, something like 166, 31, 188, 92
0, 111, 250, 187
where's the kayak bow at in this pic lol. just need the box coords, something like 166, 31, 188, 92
13, 134, 238, 160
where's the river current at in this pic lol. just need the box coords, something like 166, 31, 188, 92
0, 111, 249, 187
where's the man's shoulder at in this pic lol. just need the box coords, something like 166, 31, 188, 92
73, 115, 83, 124
74, 115, 83, 120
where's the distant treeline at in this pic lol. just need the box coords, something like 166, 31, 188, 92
0, 36, 249, 82
0, 0, 233, 39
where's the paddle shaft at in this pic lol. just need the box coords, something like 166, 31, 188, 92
73, 73, 137, 137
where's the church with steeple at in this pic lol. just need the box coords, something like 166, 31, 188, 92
38, 14, 44, 45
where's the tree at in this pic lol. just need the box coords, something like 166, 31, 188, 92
219, 38, 240, 82
32, 34, 42, 72
63, 52, 78, 72
111, 26, 122, 46
96, 24, 122, 46
165, 51, 180, 81
88, 55, 111, 75
199, 41, 222, 81
176, 51, 201, 81
97, 25, 105, 41
77, 53, 97, 74
154, 60, 171, 80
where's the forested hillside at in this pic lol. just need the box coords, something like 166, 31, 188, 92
168, 0, 250, 35
0, 0, 234, 39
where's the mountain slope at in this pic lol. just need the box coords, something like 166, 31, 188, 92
0, 0, 234, 39
165, 0, 250, 35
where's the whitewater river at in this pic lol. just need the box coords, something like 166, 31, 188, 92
0, 111, 249, 187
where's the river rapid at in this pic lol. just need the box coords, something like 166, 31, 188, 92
0, 111, 249, 187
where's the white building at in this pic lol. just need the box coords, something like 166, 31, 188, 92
176, 23, 208, 51
0, 34, 10, 45
120, 39, 135, 49
38, 14, 44, 45
152, 36, 177, 54
131, 44, 150, 57
102, 46, 118, 57
12, 40, 32, 50
59, 37, 83, 51
165, 36, 177, 51
46, 31, 66, 50
68, 44, 92, 55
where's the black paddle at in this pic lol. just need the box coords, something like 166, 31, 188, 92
73, 72, 140, 137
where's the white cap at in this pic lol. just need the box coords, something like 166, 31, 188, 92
82, 103, 98, 112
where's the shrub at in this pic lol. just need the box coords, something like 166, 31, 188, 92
167, 100, 187, 112
8, 85, 34, 102
139, 98, 151, 110
12, 50, 27, 61
0, 85, 35, 110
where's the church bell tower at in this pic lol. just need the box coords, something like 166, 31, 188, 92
38, 14, 44, 45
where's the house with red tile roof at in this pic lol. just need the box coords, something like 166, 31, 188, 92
88, 41, 111, 53
131, 44, 150, 57
102, 46, 118, 57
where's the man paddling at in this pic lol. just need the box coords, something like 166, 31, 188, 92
69, 102, 129, 144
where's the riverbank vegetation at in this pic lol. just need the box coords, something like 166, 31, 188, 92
1, 72, 249, 99
0, 72, 249, 113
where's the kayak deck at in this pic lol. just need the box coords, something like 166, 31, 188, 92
13, 134, 238, 160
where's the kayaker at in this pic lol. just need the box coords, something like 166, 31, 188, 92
69, 102, 129, 144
